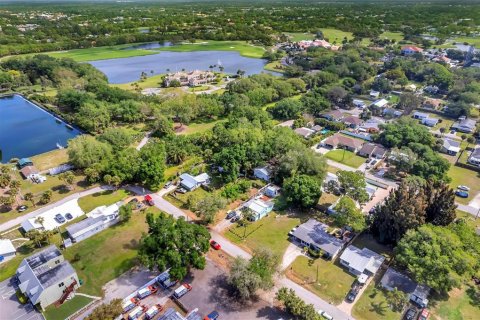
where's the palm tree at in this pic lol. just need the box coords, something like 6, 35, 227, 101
40, 190, 52, 204
24, 192, 35, 207
35, 216, 45, 230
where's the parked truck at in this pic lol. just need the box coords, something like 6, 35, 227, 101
173, 283, 192, 299
122, 298, 139, 313
145, 305, 163, 320
137, 285, 158, 299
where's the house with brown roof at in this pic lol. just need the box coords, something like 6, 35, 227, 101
423, 98, 443, 110
294, 127, 316, 139
321, 133, 364, 152
358, 143, 387, 159
401, 46, 423, 55
20, 166, 39, 180
342, 116, 364, 129
321, 110, 344, 122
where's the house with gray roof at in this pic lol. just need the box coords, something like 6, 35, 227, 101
380, 267, 430, 308
339, 245, 385, 276
289, 219, 345, 260
468, 147, 480, 166
451, 118, 477, 133
16, 245, 79, 310
441, 138, 461, 156
253, 166, 271, 182
179, 173, 210, 191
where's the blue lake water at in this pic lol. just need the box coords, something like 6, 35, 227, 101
89, 50, 276, 84
0, 95, 81, 163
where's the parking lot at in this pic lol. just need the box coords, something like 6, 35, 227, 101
179, 260, 290, 320
0, 277, 44, 320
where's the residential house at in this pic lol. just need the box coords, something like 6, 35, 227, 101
369, 90, 380, 99
413, 111, 429, 120
424, 85, 439, 95
422, 117, 439, 127
0, 239, 16, 263
312, 124, 323, 132
451, 118, 477, 133
289, 219, 345, 260
253, 167, 271, 182
382, 108, 403, 118
16, 245, 79, 310
358, 143, 387, 159
441, 139, 461, 156
381, 267, 430, 308
359, 119, 384, 133
339, 245, 385, 277
179, 173, 210, 191
468, 148, 480, 166
18, 158, 33, 169
164, 70, 215, 87
371, 98, 389, 109
322, 133, 364, 152
423, 98, 443, 110
66, 203, 120, 243
294, 127, 316, 139
321, 110, 344, 122
264, 185, 281, 198
401, 45, 423, 55
243, 197, 274, 221
353, 99, 366, 109
20, 165, 39, 180
342, 116, 364, 129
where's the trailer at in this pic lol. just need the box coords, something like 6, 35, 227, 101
122, 298, 139, 313
137, 285, 158, 299
173, 283, 192, 299
145, 305, 163, 320
157, 271, 177, 289
128, 306, 144, 320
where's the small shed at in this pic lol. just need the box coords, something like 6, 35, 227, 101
18, 158, 33, 169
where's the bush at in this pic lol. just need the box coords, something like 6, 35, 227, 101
16, 290, 28, 304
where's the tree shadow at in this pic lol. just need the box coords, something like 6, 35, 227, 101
466, 284, 480, 307
123, 239, 139, 250
369, 301, 387, 316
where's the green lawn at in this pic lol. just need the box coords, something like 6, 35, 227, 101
447, 165, 480, 204
43, 296, 93, 320
430, 285, 480, 320
287, 256, 355, 305
48, 44, 157, 62
322, 28, 354, 44
352, 283, 403, 320
188, 85, 210, 92
285, 32, 316, 42
224, 213, 300, 257
317, 192, 340, 212
77, 189, 131, 213
379, 31, 405, 42
325, 149, 366, 168
31, 149, 69, 171
178, 119, 227, 135
155, 40, 265, 58
112, 73, 164, 91
264, 61, 285, 73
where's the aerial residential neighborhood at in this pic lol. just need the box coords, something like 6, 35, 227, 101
0, 1, 480, 320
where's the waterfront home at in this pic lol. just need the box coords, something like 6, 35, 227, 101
18, 158, 33, 169
164, 70, 215, 87
16, 245, 79, 310
19, 165, 39, 180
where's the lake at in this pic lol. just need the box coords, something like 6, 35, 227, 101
89, 50, 276, 84
0, 95, 81, 163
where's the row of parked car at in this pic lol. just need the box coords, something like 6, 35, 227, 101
54, 212, 73, 223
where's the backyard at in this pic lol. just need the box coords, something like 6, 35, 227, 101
286, 255, 355, 305
352, 282, 403, 320
224, 213, 300, 257
31, 149, 69, 171
430, 285, 480, 320
447, 165, 480, 204
325, 149, 365, 168
43, 295, 93, 320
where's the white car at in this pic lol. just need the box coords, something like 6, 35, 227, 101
458, 185, 470, 191
321, 311, 333, 320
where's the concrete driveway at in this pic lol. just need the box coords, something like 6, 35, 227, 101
0, 277, 43, 320
179, 260, 290, 319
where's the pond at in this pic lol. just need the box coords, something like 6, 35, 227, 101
89, 50, 276, 84
0, 94, 81, 163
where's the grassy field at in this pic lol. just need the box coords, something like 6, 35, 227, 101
224, 213, 300, 257
43, 295, 93, 320
430, 285, 480, 320
287, 256, 355, 305
177, 119, 226, 135
317, 192, 340, 212
48, 44, 157, 62
31, 149, 69, 171
285, 32, 316, 42
77, 189, 131, 213
188, 85, 210, 92
111, 74, 164, 90
322, 28, 354, 43
325, 149, 365, 168
63, 207, 161, 296
379, 31, 405, 42
447, 165, 480, 204
155, 40, 266, 58
352, 283, 403, 320
264, 61, 285, 73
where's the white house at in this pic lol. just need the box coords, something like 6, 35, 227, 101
179, 173, 210, 191
442, 139, 461, 156
468, 148, 480, 166
371, 98, 389, 109
0, 239, 16, 263
421, 117, 439, 127
253, 167, 271, 182
339, 245, 385, 277
413, 111, 429, 120
369, 90, 380, 99
243, 198, 274, 221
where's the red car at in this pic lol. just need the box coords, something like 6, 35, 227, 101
210, 240, 221, 250
144, 195, 154, 206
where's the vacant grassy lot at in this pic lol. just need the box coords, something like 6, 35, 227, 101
31, 149, 69, 171
317, 192, 340, 212
447, 165, 480, 204
224, 213, 300, 257
264, 61, 285, 73
379, 31, 405, 42
352, 283, 403, 320
285, 32, 316, 42
112, 74, 164, 91
48, 44, 157, 62
287, 256, 355, 305
178, 119, 226, 135
430, 285, 480, 320
77, 189, 131, 213
43, 295, 93, 320
325, 149, 365, 168
155, 40, 265, 58
63, 207, 160, 296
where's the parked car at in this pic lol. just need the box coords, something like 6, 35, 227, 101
144, 195, 154, 206
346, 286, 360, 302
176, 187, 187, 194
405, 308, 417, 320
204, 311, 219, 320
226, 210, 236, 219
164, 181, 172, 189
65, 213, 73, 220
418, 309, 430, 320
210, 240, 221, 250
320, 311, 333, 320
145, 305, 163, 320
458, 185, 470, 191
455, 190, 469, 198
55, 213, 66, 223
173, 283, 192, 299
231, 214, 240, 222
17, 205, 28, 212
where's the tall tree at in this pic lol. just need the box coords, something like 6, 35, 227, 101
333, 196, 366, 232
283, 174, 322, 209
424, 180, 456, 226
137, 141, 166, 191
337, 170, 369, 204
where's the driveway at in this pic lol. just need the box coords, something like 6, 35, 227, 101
0, 278, 44, 320
180, 260, 291, 319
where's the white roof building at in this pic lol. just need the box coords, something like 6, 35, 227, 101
0, 239, 16, 263
339, 245, 385, 276
21, 199, 84, 232
371, 99, 389, 108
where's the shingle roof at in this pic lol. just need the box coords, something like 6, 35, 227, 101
36, 261, 76, 287
340, 245, 385, 274
380, 267, 417, 293
324, 133, 364, 150
292, 219, 344, 257
343, 116, 363, 126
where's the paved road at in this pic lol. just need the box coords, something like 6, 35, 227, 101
0, 185, 110, 233
0, 278, 44, 320
457, 202, 480, 217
